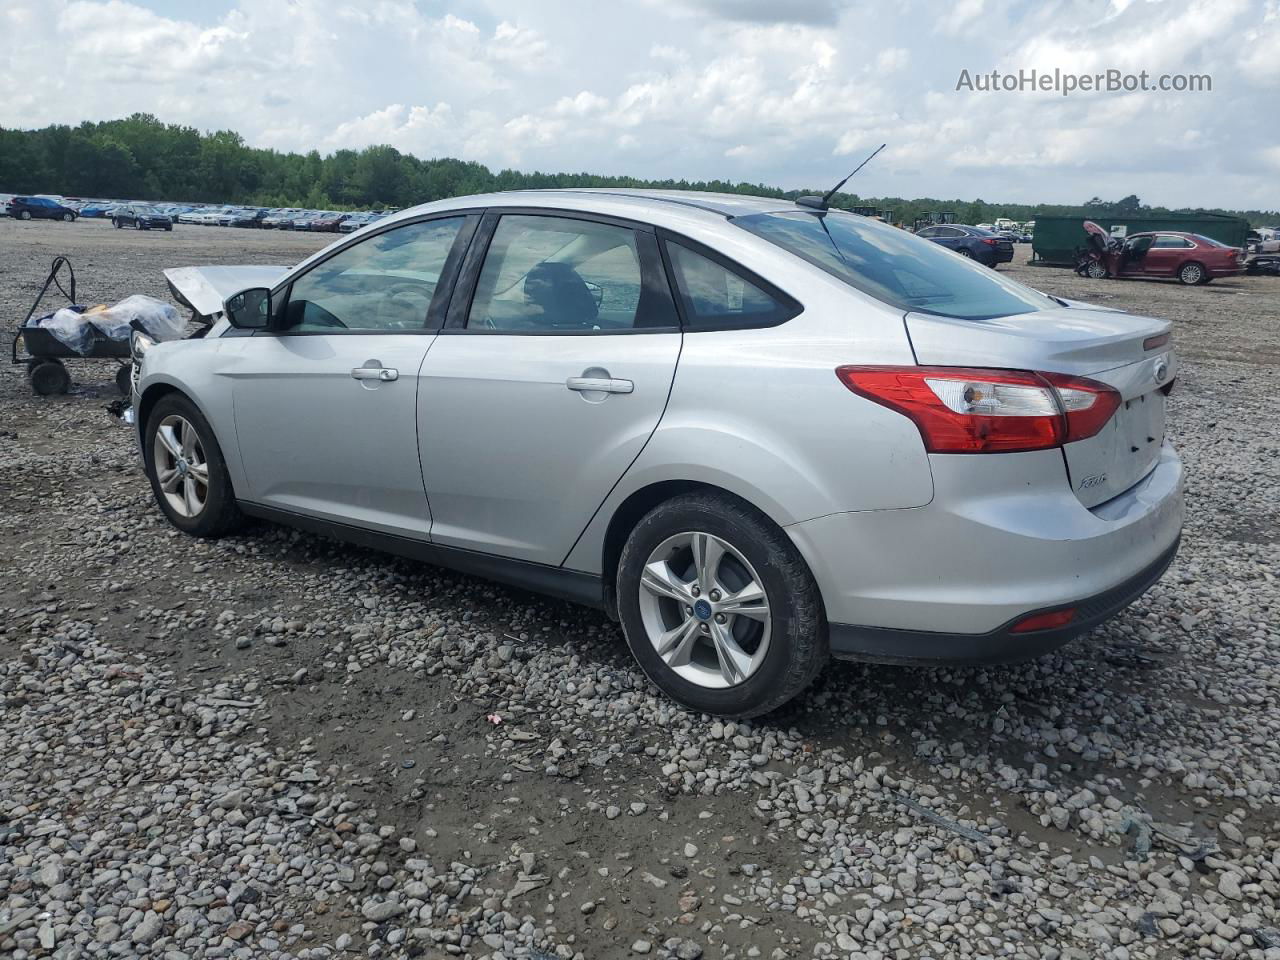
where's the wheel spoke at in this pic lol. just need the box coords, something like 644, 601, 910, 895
188, 461, 209, 487
655, 618, 700, 667
180, 420, 197, 457
691, 532, 725, 593
718, 580, 769, 622
183, 478, 202, 516
709, 621, 751, 686
158, 467, 180, 493
157, 425, 181, 460
641, 561, 693, 604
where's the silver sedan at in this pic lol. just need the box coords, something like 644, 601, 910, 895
130, 190, 1183, 717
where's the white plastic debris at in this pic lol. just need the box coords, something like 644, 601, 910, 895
38, 307, 96, 355
88, 295, 185, 342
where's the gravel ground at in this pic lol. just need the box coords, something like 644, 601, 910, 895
2, 216, 1279, 960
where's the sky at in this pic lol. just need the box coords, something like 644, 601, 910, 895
2, 0, 1278, 209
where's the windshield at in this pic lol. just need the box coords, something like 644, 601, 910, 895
735, 210, 1057, 320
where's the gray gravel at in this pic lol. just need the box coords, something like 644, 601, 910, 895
2, 217, 1279, 959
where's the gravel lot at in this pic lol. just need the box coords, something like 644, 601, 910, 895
2, 216, 1279, 960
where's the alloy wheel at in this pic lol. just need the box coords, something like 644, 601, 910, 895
154, 415, 209, 518
637, 531, 772, 688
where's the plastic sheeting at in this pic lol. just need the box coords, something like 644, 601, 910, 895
27, 295, 185, 355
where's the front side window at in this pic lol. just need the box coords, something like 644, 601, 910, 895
467, 215, 674, 332
734, 210, 1058, 321
282, 217, 466, 332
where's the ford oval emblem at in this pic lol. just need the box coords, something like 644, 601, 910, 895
1153, 358, 1169, 384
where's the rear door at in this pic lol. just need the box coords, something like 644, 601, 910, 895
417, 211, 682, 565
228, 214, 476, 537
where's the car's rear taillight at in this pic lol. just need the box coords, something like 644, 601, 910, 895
835, 366, 1121, 453
982, 237, 999, 245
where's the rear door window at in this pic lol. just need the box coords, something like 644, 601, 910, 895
663, 240, 799, 330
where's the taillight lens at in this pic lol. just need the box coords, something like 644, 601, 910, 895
982, 237, 999, 245
835, 366, 1121, 453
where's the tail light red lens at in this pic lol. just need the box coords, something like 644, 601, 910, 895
982, 237, 999, 245
835, 366, 1121, 454
1011, 607, 1076, 633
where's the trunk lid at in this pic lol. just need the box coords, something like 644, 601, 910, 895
905, 304, 1176, 508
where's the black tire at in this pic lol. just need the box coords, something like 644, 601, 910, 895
113, 219, 122, 228
1178, 261, 1205, 285
143, 393, 244, 538
957, 247, 973, 258
62, 212, 73, 222
19, 210, 32, 220
1086, 260, 1109, 279
616, 491, 827, 718
29, 360, 70, 396
164, 224, 173, 232
136, 220, 145, 230
115, 363, 133, 396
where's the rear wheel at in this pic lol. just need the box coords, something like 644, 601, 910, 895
143, 394, 244, 538
136, 220, 145, 231
113, 219, 122, 228
1178, 261, 1205, 285
617, 492, 826, 718
19, 210, 32, 220
29, 360, 70, 395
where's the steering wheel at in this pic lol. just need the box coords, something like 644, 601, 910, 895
377, 282, 432, 329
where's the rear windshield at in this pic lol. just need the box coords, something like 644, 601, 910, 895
734, 210, 1057, 320
1193, 234, 1227, 247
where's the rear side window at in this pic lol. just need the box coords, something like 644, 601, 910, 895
664, 241, 799, 330
735, 210, 1057, 321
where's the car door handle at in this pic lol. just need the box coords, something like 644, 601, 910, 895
566, 376, 633, 394
351, 366, 398, 382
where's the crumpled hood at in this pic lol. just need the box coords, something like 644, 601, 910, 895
163, 265, 289, 319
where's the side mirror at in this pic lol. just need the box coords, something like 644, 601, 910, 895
225, 288, 271, 329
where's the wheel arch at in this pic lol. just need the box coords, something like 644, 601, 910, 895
596, 479, 794, 620
136, 379, 239, 484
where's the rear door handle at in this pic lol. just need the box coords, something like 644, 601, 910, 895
351, 365, 398, 382
567, 376, 633, 394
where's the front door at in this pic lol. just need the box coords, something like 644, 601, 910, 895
1142, 234, 1191, 276
230, 215, 473, 538
417, 212, 682, 566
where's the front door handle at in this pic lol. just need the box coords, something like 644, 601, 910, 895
351, 364, 398, 382
567, 376, 633, 394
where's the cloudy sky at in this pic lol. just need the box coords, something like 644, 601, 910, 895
2, 0, 1277, 209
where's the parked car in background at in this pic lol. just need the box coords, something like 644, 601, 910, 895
177, 207, 212, 224
915, 224, 1015, 267
1078, 222, 1244, 284
0, 194, 13, 214
8, 196, 78, 221
1247, 228, 1280, 254
307, 211, 350, 232
290, 211, 332, 232
228, 208, 270, 228
139, 189, 1182, 717
112, 204, 174, 231
337, 212, 374, 233
262, 208, 304, 229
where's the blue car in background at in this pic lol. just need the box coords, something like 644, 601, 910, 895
914, 223, 1015, 268
8, 196, 78, 221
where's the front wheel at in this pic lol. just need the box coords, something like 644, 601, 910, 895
617, 492, 826, 718
136, 220, 145, 230
113, 219, 122, 228
143, 394, 244, 538
1086, 260, 1109, 279
1178, 262, 1205, 285
957, 247, 973, 258
62, 212, 73, 222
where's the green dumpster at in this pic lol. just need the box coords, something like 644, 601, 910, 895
1032, 214, 1251, 265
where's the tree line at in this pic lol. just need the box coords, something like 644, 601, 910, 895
2, 114, 1275, 226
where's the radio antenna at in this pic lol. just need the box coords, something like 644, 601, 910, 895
796, 143, 887, 211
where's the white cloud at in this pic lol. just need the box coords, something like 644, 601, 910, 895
0, 0, 1273, 210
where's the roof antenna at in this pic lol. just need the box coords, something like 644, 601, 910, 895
796, 143, 887, 211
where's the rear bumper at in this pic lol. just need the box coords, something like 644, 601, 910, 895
828, 535, 1179, 663
1208, 265, 1244, 277
787, 443, 1184, 651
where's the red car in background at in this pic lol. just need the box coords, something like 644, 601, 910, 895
1079, 221, 1245, 285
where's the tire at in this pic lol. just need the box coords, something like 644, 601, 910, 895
143, 393, 244, 538
62, 212, 73, 222
1178, 262, 1205, 285
19, 210, 32, 220
1086, 260, 1109, 279
29, 360, 70, 396
115, 363, 133, 396
113, 219, 122, 229
164, 225, 172, 232
957, 247, 973, 258
136, 220, 145, 230
616, 491, 827, 718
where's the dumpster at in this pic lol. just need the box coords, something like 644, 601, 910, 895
1032, 214, 1251, 266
